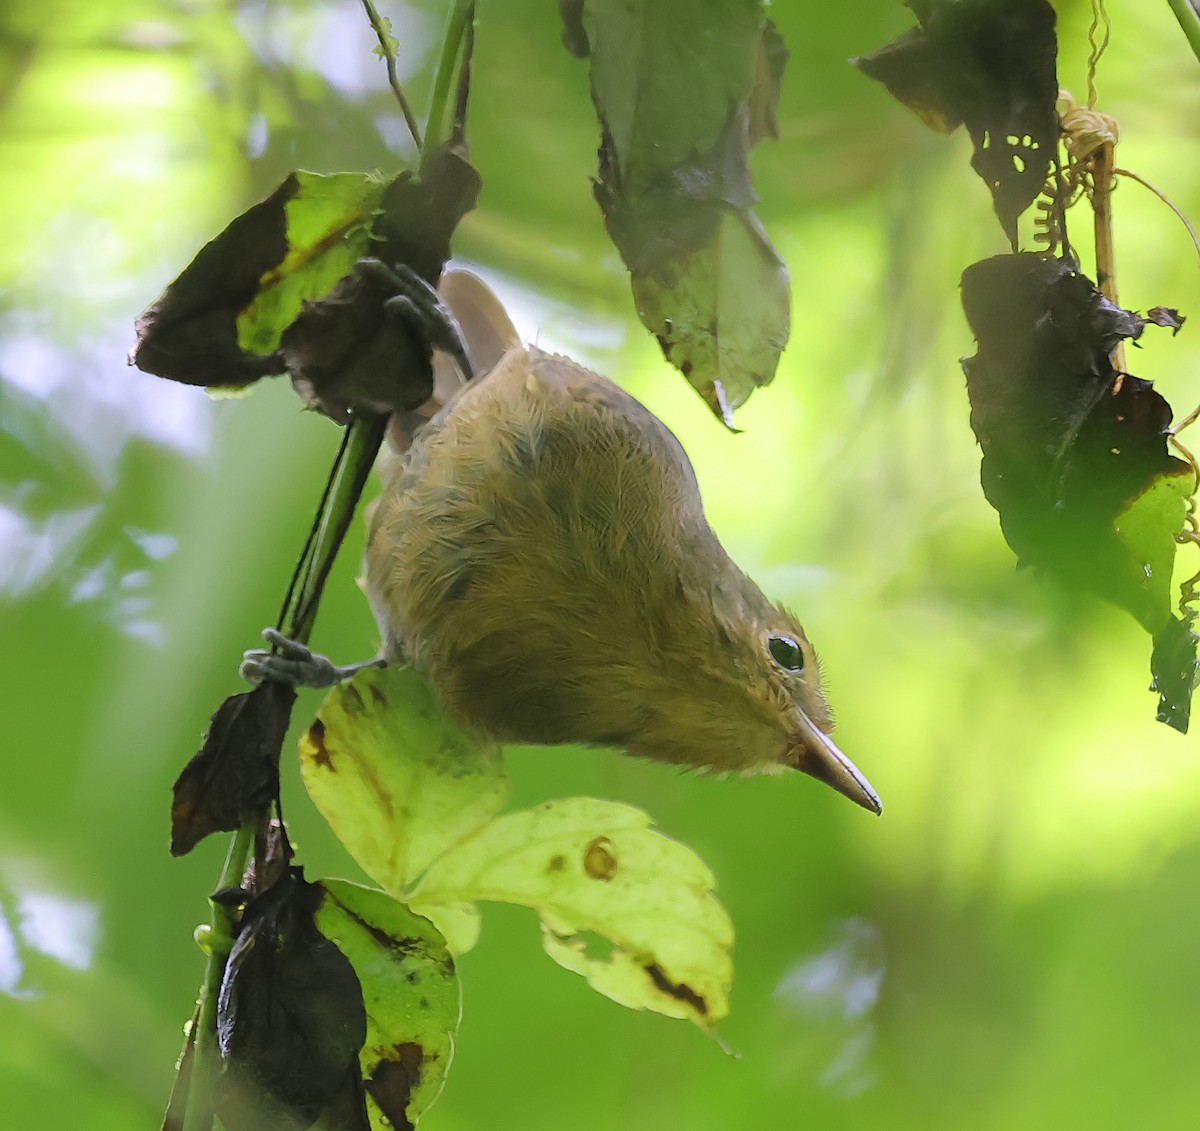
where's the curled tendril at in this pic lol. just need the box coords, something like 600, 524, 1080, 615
1058, 95, 1120, 164
1033, 90, 1121, 253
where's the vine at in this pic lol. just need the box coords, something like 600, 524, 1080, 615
856, 0, 1200, 727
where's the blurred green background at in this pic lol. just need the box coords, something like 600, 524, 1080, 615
3, 0, 1200, 1127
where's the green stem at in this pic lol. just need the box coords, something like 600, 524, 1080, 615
177, 414, 385, 1129
176, 1, 473, 1121
291, 414, 388, 643
359, 0, 423, 149
1169, 0, 1200, 64
182, 823, 255, 1131
422, 0, 474, 170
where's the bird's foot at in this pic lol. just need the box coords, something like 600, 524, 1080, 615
356, 258, 475, 382
240, 628, 385, 689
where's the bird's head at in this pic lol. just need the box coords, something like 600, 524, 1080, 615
640, 582, 882, 815
749, 609, 881, 814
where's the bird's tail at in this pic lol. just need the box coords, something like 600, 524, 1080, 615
386, 269, 521, 453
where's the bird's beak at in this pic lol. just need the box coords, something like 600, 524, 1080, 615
789, 711, 882, 815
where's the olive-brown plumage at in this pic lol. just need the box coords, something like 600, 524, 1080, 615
364, 273, 879, 812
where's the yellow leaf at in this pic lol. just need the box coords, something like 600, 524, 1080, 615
315, 880, 460, 1129
300, 666, 508, 893
409, 798, 734, 1027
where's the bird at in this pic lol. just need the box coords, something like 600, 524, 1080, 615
354, 268, 881, 814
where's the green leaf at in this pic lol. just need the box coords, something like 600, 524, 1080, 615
629, 208, 789, 427
1111, 468, 1194, 633
1151, 615, 1200, 732
409, 798, 734, 1028
299, 666, 508, 893
169, 680, 295, 856
566, 0, 790, 423
236, 170, 385, 356
316, 880, 460, 1130
578, 1, 762, 189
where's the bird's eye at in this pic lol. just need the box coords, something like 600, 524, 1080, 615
767, 634, 804, 672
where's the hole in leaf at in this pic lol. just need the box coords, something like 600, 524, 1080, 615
567, 930, 616, 963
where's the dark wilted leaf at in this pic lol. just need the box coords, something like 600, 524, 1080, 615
170, 681, 296, 857
279, 144, 482, 423
276, 265, 436, 425
216, 869, 369, 1131
1151, 616, 1200, 732
854, 0, 1058, 247
132, 172, 385, 390
961, 252, 1191, 636
133, 145, 480, 423
371, 144, 482, 286
566, 0, 789, 424
131, 176, 297, 388
1146, 306, 1186, 334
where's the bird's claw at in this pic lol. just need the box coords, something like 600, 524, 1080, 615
357, 258, 475, 381
240, 628, 385, 689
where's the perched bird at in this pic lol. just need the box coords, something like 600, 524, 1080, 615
358, 270, 881, 813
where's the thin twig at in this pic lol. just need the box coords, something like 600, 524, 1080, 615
1172, 404, 1200, 439
1113, 166, 1200, 265
360, 0, 423, 150
1091, 140, 1126, 377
